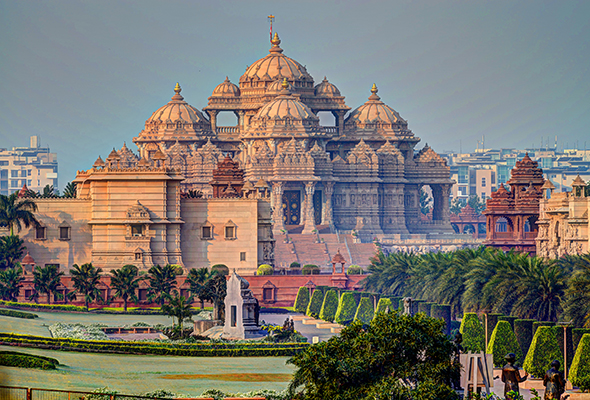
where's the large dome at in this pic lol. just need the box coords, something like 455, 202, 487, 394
239, 34, 313, 87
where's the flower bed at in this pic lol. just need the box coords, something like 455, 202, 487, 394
49, 323, 109, 340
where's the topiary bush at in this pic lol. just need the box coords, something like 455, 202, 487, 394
334, 292, 357, 325
0, 308, 38, 319
346, 265, 363, 275
523, 326, 563, 378
418, 302, 434, 317
319, 290, 338, 322
486, 321, 522, 367
573, 328, 590, 351
256, 264, 274, 276
460, 313, 485, 352
302, 264, 320, 275
484, 313, 503, 345
211, 264, 229, 276
569, 333, 590, 392
374, 297, 392, 318
293, 287, 310, 313
498, 315, 518, 330
354, 297, 374, 325
306, 289, 324, 318
0, 350, 59, 370
514, 319, 535, 358
552, 325, 574, 370
533, 321, 555, 335
290, 262, 301, 269
431, 304, 451, 335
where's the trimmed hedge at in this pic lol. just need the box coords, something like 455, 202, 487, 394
460, 313, 485, 352
514, 319, 535, 358
389, 296, 402, 310
256, 264, 273, 276
211, 264, 229, 275
374, 298, 392, 318
418, 302, 434, 317
569, 334, 590, 392
0, 300, 86, 312
0, 350, 59, 370
319, 290, 338, 322
533, 321, 555, 335
346, 265, 363, 275
431, 304, 451, 335
290, 262, 301, 269
0, 308, 38, 319
334, 292, 357, 325
523, 326, 563, 378
302, 264, 320, 275
293, 287, 310, 313
486, 321, 522, 367
0, 333, 309, 357
497, 315, 518, 330
552, 325, 574, 369
573, 328, 590, 351
484, 313, 503, 345
306, 289, 324, 318
354, 297, 374, 324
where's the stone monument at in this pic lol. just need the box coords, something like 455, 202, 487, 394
222, 270, 264, 339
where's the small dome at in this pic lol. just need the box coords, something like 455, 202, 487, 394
212, 77, 240, 97
93, 156, 105, 168
314, 77, 341, 97
266, 79, 294, 94
254, 80, 318, 122
347, 84, 405, 126
332, 249, 346, 265
22, 252, 35, 265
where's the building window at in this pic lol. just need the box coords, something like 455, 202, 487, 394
11, 181, 18, 188
496, 217, 508, 233
59, 227, 71, 240
11, 170, 18, 178
263, 288, 274, 301
225, 226, 235, 239
138, 289, 148, 301
240, 252, 246, 261
36, 226, 46, 240
131, 225, 143, 237
481, 177, 486, 187
231, 305, 237, 327
135, 252, 142, 261
202, 226, 212, 240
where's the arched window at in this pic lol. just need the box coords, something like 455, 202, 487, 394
496, 217, 508, 233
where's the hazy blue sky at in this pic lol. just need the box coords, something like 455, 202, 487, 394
1, 0, 589, 189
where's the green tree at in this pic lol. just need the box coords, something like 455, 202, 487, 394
450, 197, 465, 215
294, 286, 310, 313
0, 265, 24, 301
420, 188, 432, 215
256, 264, 273, 276
62, 182, 77, 198
319, 289, 339, 322
0, 235, 26, 270
147, 264, 178, 306
569, 333, 590, 392
363, 251, 420, 296
161, 290, 194, 331
354, 297, 375, 324
186, 267, 210, 309
460, 312, 485, 352
523, 326, 563, 378
32, 264, 64, 305
109, 264, 142, 312
200, 272, 226, 320
334, 292, 357, 325
0, 193, 39, 236
39, 185, 57, 198
564, 254, 590, 328
287, 312, 459, 400
70, 263, 103, 311
306, 289, 324, 318
467, 194, 486, 214
374, 297, 392, 317
486, 320, 522, 367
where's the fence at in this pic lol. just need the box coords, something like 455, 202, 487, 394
0, 386, 266, 400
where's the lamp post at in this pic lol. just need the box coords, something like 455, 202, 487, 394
557, 321, 572, 380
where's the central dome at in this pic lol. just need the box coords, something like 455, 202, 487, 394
254, 80, 318, 122
239, 34, 313, 87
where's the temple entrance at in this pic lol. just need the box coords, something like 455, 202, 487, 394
282, 191, 301, 225
313, 191, 322, 225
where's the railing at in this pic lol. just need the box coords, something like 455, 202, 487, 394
0, 386, 266, 400
216, 126, 240, 134
524, 232, 538, 239
323, 126, 338, 134
493, 232, 514, 239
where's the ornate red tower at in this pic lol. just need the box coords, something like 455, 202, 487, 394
209, 155, 245, 198
483, 154, 545, 254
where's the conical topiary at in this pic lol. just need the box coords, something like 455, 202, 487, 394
486, 320, 522, 367
459, 312, 485, 352
319, 290, 339, 322
335, 292, 357, 325
374, 297, 392, 319
354, 297, 374, 325
293, 286, 310, 313
523, 326, 563, 378
569, 333, 590, 392
306, 289, 324, 318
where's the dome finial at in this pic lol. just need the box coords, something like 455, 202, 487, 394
174, 82, 181, 94
371, 83, 378, 94
368, 83, 380, 100
271, 32, 281, 46
281, 78, 289, 90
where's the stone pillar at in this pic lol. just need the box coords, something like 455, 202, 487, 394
441, 184, 452, 222
322, 182, 335, 230
272, 182, 285, 234
236, 111, 245, 133
302, 182, 317, 234
206, 110, 218, 133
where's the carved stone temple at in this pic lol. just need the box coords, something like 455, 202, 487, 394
131, 33, 454, 237
223, 270, 263, 339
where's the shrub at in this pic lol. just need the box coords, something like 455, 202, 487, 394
498, 315, 518, 330
431, 304, 451, 335
533, 321, 555, 335
319, 290, 338, 322
346, 265, 363, 275
573, 328, 590, 351
418, 302, 434, 317
514, 319, 535, 357
0, 350, 58, 370
374, 297, 392, 318
460, 313, 485, 352
302, 264, 320, 275
484, 313, 503, 345
290, 262, 301, 269
523, 326, 563, 378
569, 333, 590, 392
486, 321, 522, 367
293, 287, 310, 314
354, 297, 374, 324
0, 300, 86, 312
211, 264, 229, 275
552, 325, 574, 370
306, 289, 324, 318
0, 308, 38, 319
334, 292, 357, 325
389, 296, 402, 310
256, 264, 274, 276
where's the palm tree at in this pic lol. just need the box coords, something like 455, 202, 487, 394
70, 263, 103, 311
186, 267, 210, 309
564, 254, 590, 327
147, 264, 178, 306
0, 193, 39, 235
0, 235, 26, 270
39, 185, 56, 198
161, 290, 194, 331
62, 182, 77, 198
32, 264, 64, 305
362, 251, 420, 296
200, 271, 227, 320
109, 264, 142, 312
0, 266, 24, 301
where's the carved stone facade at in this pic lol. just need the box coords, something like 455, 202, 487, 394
131, 34, 453, 238
483, 154, 545, 254
536, 176, 589, 258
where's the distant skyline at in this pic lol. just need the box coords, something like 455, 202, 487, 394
1, 0, 589, 190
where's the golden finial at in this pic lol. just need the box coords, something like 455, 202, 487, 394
271, 32, 281, 46
174, 82, 181, 94
371, 83, 378, 94
281, 78, 289, 89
